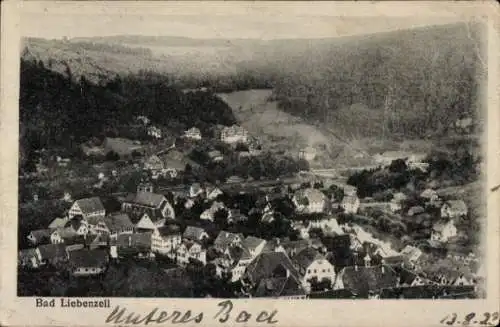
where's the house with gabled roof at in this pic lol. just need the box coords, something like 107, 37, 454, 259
341, 195, 360, 214
122, 191, 175, 221
36, 243, 68, 266
189, 183, 204, 198
69, 197, 105, 219
292, 188, 327, 214
50, 227, 79, 244
27, 229, 51, 245
151, 224, 182, 258
144, 155, 164, 178
114, 232, 153, 259
183, 127, 202, 140
441, 200, 468, 218
68, 249, 109, 276
243, 252, 302, 289
253, 276, 307, 299
200, 201, 226, 222
229, 245, 254, 282
293, 248, 336, 293
102, 213, 134, 239
205, 185, 223, 201
176, 240, 206, 266
214, 231, 244, 252
242, 236, 267, 258
183, 226, 210, 243
64, 215, 90, 236
333, 264, 399, 298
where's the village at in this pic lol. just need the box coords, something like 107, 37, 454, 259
18, 115, 483, 299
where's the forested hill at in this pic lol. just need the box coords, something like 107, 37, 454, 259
271, 22, 485, 139
19, 59, 237, 167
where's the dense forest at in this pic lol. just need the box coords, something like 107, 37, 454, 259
19, 59, 237, 171
271, 22, 484, 139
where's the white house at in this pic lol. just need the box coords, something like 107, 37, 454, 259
189, 183, 204, 198
68, 197, 105, 219
183, 226, 210, 243
220, 125, 249, 144
151, 225, 182, 258
134, 213, 166, 231
176, 241, 206, 266
50, 227, 79, 244
292, 188, 327, 214
214, 231, 244, 252
293, 248, 336, 293
309, 217, 344, 235
206, 186, 223, 201
431, 220, 458, 242
441, 200, 468, 219
148, 126, 162, 139
200, 201, 226, 222
242, 236, 267, 258
340, 195, 360, 214
183, 127, 202, 140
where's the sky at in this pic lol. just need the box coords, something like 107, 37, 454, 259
20, 1, 468, 40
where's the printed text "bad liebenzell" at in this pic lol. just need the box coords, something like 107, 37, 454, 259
35, 298, 111, 308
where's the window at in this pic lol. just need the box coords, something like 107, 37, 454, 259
307, 269, 311, 274
314, 269, 317, 273
322, 269, 326, 273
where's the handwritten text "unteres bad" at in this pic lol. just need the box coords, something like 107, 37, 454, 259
105, 301, 278, 325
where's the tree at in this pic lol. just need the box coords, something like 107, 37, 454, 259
105, 150, 120, 161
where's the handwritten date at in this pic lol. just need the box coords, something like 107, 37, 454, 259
440, 312, 499, 326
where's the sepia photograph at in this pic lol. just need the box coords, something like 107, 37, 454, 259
1, 1, 500, 327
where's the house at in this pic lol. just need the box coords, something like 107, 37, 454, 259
137, 181, 154, 193
189, 183, 204, 198
19, 248, 41, 269
243, 252, 302, 290
340, 195, 360, 214
50, 227, 79, 244
293, 248, 336, 293
333, 264, 399, 298
214, 231, 244, 252
147, 126, 162, 139
407, 206, 425, 217
102, 213, 134, 239
48, 217, 69, 230
36, 244, 68, 266
400, 245, 423, 264
309, 217, 344, 235
144, 155, 164, 177
200, 201, 226, 222
27, 229, 51, 245
205, 185, 223, 201
253, 276, 307, 299
68, 197, 105, 219
227, 209, 248, 224
441, 200, 468, 218
103, 137, 144, 158
298, 146, 317, 161
183, 127, 202, 140
292, 188, 327, 214
115, 232, 153, 259
207, 150, 223, 162
431, 220, 458, 242
133, 213, 168, 232
220, 125, 249, 144
228, 246, 254, 282
122, 192, 175, 221
342, 185, 357, 197
242, 236, 267, 258
226, 175, 245, 184
64, 216, 90, 236
182, 226, 209, 243
176, 240, 207, 266
62, 192, 73, 203
68, 249, 109, 276
151, 224, 182, 258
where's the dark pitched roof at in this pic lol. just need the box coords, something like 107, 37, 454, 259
280, 239, 310, 258
253, 276, 306, 298
126, 192, 166, 208
293, 248, 325, 271
214, 231, 243, 248
245, 252, 301, 285
242, 236, 266, 252
68, 249, 109, 268
116, 232, 152, 255
228, 245, 252, 262
103, 213, 134, 233
183, 226, 208, 241
339, 265, 399, 297
157, 224, 181, 237
37, 244, 67, 261
74, 197, 105, 214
